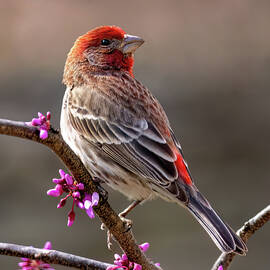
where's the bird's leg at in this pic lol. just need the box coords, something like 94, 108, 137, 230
101, 200, 142, 250
119, 200, 142, 229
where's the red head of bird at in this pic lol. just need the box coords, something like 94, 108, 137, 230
63, 25, 144, 86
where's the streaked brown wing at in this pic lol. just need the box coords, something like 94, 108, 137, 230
67, 85, 178, 185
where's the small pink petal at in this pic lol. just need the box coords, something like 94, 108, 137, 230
18, 262, 29, 267
21, 258, 30, 262
86, 207, 95, 219
67, 210, 75, 227
52, 178, 63, 184
67, 219, 74, 227
139, 242, 150, 252
23, 266, 34, 270
40, 129, 48, 140
43, 241, 52, 250
31, 118, 42, 126
55, 184, 63, 191
155, 263, 161, 267
133, 263, 142, 270
92, 192, 99, 206
84, 199, 91, 210
72, 191, 80, 198
65, 174, 73, 185
59, 169, 66, 179
76, 201, 84, 209
47, 188, 61, 197
218, 266, 223, 270
55, 184, 63, 194
57, 197, 67, 208
77, 183, 84, 190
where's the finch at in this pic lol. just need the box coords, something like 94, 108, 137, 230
61, 25, 247, 255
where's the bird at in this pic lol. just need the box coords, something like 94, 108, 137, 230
60, 25, 247, 255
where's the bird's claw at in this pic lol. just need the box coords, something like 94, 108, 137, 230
100, 214, 133, 250
100, 223, 113, 250
119, 214, 133, 232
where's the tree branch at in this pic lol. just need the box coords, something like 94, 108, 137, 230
0, 242, 112, 270
211, 204, 270, 270
0, 118, 157, 270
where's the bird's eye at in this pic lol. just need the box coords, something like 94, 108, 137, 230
101, 39, 111, 46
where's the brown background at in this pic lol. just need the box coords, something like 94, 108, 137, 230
0, 1, 269, 269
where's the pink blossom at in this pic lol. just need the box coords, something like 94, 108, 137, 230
47, 169, 99, 226
68, 209, 75, 227
139, 242, 149, 252
30, 112, 51, 140
106, 242, 159, 270
84, 192, 99, 219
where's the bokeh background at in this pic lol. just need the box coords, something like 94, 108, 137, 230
0, 1, 270, 269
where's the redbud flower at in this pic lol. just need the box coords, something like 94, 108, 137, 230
218, 266, 223, 270
30, 112, 51, 140
47, 169, 99, 226
18, 241, 54, 270
68, 209, 75, 227
106, 242, 160, 270
83, 192, 99, 219
139, 242, 150, 252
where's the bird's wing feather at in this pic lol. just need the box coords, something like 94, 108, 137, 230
67, 84, 179, 185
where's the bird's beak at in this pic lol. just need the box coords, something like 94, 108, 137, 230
120, 34, 144, 54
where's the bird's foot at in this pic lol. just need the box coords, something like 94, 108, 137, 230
118, 200, 142, 231
100, 214, 133, 250
119, 212, 133, 232
100, 200, 141, 250
101, 223, 113, 250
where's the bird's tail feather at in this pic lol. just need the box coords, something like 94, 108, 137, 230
186, 187, 247, 255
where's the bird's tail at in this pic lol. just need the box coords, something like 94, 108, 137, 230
186, 186, 247, 255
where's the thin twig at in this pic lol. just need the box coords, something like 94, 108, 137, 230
211, 205, 270, 270
0, 242, 112, 270
0, 118, 157, 270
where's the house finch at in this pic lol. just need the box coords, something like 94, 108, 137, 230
61, 25, 247, 255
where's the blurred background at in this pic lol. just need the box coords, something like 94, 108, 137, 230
0, 0, 270, 269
